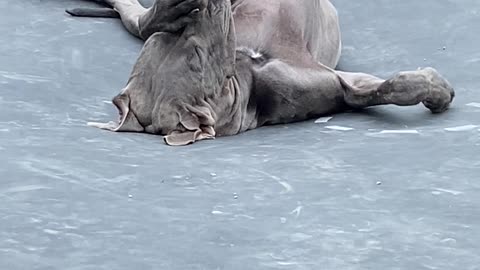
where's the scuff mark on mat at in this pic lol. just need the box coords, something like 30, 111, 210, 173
314, 116, 333, 124
252, 169, 293, 194
379, 130, 420, 134
290, 204, 303, 218
444, 125, 477, 132
466, 102, 480, 108
432, 188, 463, 196
3, 185, 52, 194
0, 71, 51, 83
325, 125, 354, 131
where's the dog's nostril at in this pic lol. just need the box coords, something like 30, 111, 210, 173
190, 8, 200, 14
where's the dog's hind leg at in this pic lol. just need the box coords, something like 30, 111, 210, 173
337, 68, 455, 113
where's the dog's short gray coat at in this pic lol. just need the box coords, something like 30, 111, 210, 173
68, 0, 455, 145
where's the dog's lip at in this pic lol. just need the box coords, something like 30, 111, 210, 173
111, 96, 129, 130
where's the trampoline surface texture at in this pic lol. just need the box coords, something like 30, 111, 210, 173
1, 0, 479, 269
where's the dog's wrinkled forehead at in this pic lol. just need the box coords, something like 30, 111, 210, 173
203, 0, 232, 35
178, 0, 235, 77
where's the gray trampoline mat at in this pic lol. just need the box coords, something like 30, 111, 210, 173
0, 0, 479, 269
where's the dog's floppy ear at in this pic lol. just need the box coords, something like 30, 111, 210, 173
163, 105, 216, 146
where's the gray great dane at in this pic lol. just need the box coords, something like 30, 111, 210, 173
66, 0, 455, 146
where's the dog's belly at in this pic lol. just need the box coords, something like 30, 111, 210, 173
231, 0, 341, 68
